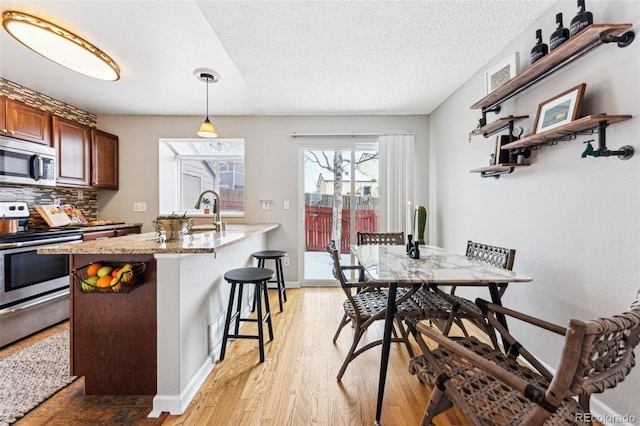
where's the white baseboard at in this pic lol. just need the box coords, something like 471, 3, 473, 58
148, 356, 215, 417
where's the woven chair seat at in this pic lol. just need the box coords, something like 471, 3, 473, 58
409, 336, 549, 388
344, 288, 423, 320
409, 336, 589, 425
444, 293, 483, 317
409, 287, 455, 320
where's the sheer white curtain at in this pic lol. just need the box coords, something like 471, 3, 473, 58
378, 134, 414, 235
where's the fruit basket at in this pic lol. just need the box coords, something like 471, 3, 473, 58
73, 261, 146, 294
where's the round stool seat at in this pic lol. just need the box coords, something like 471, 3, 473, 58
252, 250, 287, 259
224, 267, 273, 284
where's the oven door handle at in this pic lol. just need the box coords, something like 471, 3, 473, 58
12, 236, 82, 248
0, 290, 69, 317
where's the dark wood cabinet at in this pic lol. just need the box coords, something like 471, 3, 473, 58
53, 115, 91, 187
0, 98, 5, 135
70, 253, 157, 395
82, 225, 141, 241
1, 97, 51, 145
115, 226, 141, 237
91, 129, 119, 189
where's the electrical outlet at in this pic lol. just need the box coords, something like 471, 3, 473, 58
283, 257, 290, 267
77, 190, 83, 200
283, 200, 290, 210
133, 202, 147, 212
261, 200, 270, 210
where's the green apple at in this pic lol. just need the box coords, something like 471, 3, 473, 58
82, 275, 99, 292
97, 266, 114, 277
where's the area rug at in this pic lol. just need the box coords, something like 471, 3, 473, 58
0, 329, 77, 425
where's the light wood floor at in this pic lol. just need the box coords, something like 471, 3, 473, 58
162, 287, 469, 426
1, 287, 476, 425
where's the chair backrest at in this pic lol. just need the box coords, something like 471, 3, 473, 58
327, 240, 348, 286
357, 232, 405, 246
568, 299, 640, 400
466, 240, 516, 270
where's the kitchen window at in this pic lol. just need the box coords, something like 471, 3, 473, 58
159, 139, 245, 217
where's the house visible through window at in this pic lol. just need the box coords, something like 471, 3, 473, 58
159, 139, 245, 216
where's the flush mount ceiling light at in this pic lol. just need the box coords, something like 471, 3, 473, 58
194, 68, 220, 139
2, 10, 120, 81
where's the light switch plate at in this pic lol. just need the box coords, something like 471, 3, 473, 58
133, 202, 147, 212
284, 200, 290, 210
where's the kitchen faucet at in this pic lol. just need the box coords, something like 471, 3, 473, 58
194, 190, 223, 231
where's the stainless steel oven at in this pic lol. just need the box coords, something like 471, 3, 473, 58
0, 136, 56, 187
0, 202, 82, 347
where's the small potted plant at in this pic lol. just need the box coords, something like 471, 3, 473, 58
153, 212, 193, 241
201, 197, 212, 214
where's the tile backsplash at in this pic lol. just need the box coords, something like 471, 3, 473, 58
0, 185, 97, 228
1, 77, 97, 127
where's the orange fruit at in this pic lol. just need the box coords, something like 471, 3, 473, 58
96, 275, 113, 289
86, 263, 103, 277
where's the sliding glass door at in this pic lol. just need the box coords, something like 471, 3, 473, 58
299, 140, 379, 284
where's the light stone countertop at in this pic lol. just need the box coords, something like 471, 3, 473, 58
37, 223, 279, 255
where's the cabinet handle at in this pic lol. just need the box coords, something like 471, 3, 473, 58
95, 236, 111, 240
1, 129, 7, 134
9, 130, 15, 135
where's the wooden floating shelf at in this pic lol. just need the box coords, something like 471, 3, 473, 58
470, 116, 529, 138
470, 164, 529, 174
471, 24, 633, 110
501, 115, 632, 150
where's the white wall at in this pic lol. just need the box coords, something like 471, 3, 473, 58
429, 0, 639, 419
96, 115, 429, 283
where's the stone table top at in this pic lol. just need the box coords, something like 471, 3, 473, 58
38, 224, 279, 255
352, 244, 532, 285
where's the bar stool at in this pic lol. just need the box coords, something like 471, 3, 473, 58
251, 250, 288, 312
220, 267, 274, 363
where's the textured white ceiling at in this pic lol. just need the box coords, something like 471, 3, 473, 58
0, 0, 558, 116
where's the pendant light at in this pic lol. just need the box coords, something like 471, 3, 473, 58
2, 11, 120, 81
194, 69, 220, 138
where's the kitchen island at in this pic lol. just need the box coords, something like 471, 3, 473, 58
38, 223, 279, 417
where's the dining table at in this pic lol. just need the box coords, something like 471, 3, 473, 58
351, 243, 533, 425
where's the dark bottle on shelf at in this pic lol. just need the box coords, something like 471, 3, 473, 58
570, 0, 593, 37
550, 13, 570, 51
530, 29, 548, 64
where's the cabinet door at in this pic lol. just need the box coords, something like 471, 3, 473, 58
53, 116, 91, 187
91, 129, 119, 189
0, 98, 6, 134
5, 99, 52, 145
115, 226, 141, 237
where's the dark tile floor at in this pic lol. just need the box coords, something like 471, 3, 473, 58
1, 321, 165, 426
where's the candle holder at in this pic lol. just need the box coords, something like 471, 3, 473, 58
408, 241, 420, 259
406, 234, 413, 254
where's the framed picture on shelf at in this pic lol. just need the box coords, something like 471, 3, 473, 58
484, 52, 519, 94
533, 83, 586, 134
494, 134, 511, 165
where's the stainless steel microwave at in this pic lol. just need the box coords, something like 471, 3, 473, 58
0, 137, 56, 187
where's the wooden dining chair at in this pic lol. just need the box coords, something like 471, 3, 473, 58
327, 240, 424, 380
332, 231, 406, 341
356, 231, 405, 246
436, 241, 517, 348
407, 298, 640, 425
